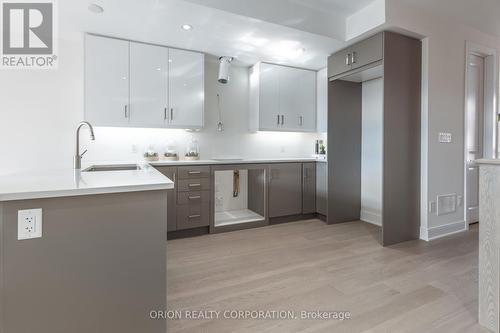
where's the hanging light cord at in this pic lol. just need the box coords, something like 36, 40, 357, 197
217, 93, 224, 132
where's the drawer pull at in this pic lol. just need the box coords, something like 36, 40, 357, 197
188, 195, 201, 200
188, 171, 201, 175
188, 183, 201, 187
188, 214, 201, 219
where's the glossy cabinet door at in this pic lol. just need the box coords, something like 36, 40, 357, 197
327, 48, 352, 78
129, 42, 168, 128
255, 63, 316, 132
259, 63, 281, 130
85, 34, 130, 126
350, 32, 383, 71
268, 163, 302, 218
302, 163, 317, 214
295, 68, 316, 131
168, 48, 204, 128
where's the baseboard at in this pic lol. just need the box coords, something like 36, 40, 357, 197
423, 220, 467, 241
167, 226, 209, 240
269, 214, 317, 225
360, 209, 382, 227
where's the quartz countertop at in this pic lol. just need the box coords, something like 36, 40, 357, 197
150, 157, 327, 166
0, 156, 326, 202
0, 163, 174, 201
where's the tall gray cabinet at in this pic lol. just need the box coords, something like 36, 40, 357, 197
327, 31, 421, 246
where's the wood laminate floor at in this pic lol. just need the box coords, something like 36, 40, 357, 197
167, 220, 486, 333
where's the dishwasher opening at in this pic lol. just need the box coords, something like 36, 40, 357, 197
214, 168, 266, 227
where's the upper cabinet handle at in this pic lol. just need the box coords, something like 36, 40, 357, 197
277, 114, 280, 126
351, 51, 357, 64
164, 107, 167, 120
281, 115, 284, 125
299, 116, 303, 126
170, 108, 174, 121
124, 105, 128, 118
346, 53, 351, 65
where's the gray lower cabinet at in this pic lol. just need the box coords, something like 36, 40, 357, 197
316, 162, 328, 216
157, 167, 177, 231
156, 165, 210, 232
302, 162, 316, 214
176, 166, 210, 230
268, 163, 303, 218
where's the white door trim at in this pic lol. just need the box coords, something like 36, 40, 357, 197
463, 41, 498, 229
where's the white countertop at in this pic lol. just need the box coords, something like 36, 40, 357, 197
0, 163, 174, 202
150, 157, 326, 166
0, 157, 326, 202
476, 159, 500, 165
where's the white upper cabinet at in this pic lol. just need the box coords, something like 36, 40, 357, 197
85, 34, 130, 127
129, 42, 168, 128
316, 68, 328, 133
85, 34, 204, 129
258, 63, 281, 130
249, 62, 316, 132
168, 48, 204, 129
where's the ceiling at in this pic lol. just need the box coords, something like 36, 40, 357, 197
399, 0, 500, 38
60, 0, 380, 70
182, 0, 376, 39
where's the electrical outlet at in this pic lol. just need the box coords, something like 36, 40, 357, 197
18, 209, 42, 240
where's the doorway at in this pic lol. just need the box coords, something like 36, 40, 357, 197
464, 42, 498, 226
465, 54, 484, 224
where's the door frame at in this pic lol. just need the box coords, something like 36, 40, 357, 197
463, 41, 498, 228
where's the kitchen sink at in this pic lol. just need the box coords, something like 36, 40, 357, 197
82, 164, 142, 172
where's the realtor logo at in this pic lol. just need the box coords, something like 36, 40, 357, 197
1, 0, 57, 68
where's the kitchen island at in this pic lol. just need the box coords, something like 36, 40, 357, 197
0, 164, 173, 333
478, 159, 500, 333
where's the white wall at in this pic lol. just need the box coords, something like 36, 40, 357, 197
0, 37, 84, 175
385, 0, 500, 239
361, 78, 383, 226
0, 37, 320, 175
214, 170, 248, 212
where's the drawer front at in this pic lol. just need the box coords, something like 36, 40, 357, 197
177, 166, 210, 179
177, 202, 210, 230
177, 178, 210, 192
177, 190, 210, 205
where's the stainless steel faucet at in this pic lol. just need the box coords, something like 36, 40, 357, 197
74, 121, 95, 170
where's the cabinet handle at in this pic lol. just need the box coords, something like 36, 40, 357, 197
188, 171, 201, 175
346, 53, 351, 65
164, 107, 167, 120
188, 195, 201, 200
281, 115, 284, 125
170, 108, 174, 121
188, 214, 201, 219
124, 105, 128, 118
188, 183, 201, 187
351, 51, 357, 64
277, 114, 280, 126
299, 116, 303, 126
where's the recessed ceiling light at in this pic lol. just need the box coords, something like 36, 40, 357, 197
181, 24, 193, 31
88, 3, 104, 14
